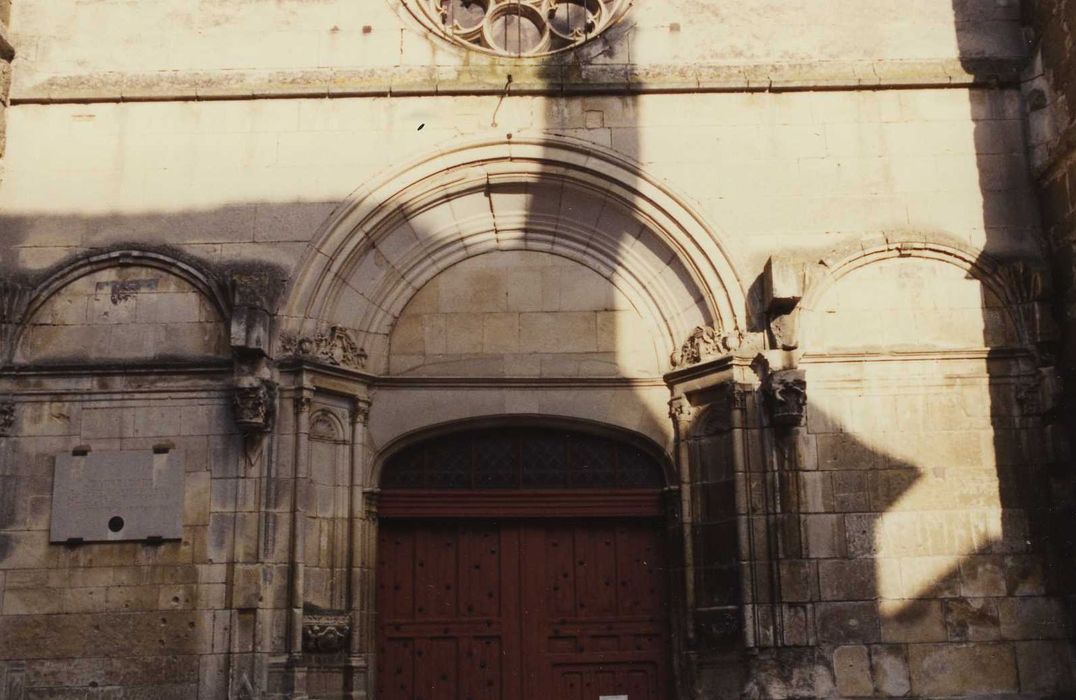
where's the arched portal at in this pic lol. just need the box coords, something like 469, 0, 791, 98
375, 423, 674, 700
282, 135, 748, 373
277, 136, 747, 700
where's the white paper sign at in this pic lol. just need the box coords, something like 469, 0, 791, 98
599, 696, 628, 700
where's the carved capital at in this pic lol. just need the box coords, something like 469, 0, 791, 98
668, 396, 692, 422
765, 369, 806, 429
233, 377, 277, 434
281, 325, 368, 370
0, 399, 14, 437
302, 610, 352, 654
998, 260, 1050, 304
353, 397, 372, 426
1017, 366, 1062, 416
670, 326, 742, 369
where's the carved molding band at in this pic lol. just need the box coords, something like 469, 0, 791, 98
280, 326, 367, 370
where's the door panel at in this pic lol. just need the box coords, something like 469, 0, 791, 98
521, 520, 669, 700
376, 521, 522, 700
377, 518, 669, 700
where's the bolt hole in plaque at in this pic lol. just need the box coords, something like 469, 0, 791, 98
107, 516, 125, 532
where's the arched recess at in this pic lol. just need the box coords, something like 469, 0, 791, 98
798, 238, 1033, 354
10, 249, 230, 365
283, 135, 748, 374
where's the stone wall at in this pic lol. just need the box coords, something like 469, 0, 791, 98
0, 0, 1071, 698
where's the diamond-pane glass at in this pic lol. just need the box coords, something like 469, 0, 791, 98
521, 435, 569, 488
382, 427, 664, 489
570, 435, 615, 487
618, 445, 665, 488
427, 438, 472, 488
475, 436, 518, 488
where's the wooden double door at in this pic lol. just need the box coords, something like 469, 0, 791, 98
375, 517, 671, 700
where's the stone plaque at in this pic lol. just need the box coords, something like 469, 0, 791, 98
50, 450, 184, 543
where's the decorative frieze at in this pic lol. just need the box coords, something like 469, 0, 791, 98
670, 326, 742, 369
280, 326, 368, 370
302, 610, 352, 654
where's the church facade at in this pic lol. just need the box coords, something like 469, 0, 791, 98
1, 1, 1075, 698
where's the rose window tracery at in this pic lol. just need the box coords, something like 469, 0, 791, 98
412, 0, 628, 57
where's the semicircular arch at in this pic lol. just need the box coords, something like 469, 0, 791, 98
284, 135, 747, 373
799, 237, 1031, 352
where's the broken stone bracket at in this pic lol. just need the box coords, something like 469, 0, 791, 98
762, 257, 805, 351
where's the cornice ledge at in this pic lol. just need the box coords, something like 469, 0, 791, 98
10, 58, 1025, 106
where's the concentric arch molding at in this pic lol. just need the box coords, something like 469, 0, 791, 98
401, 0, 631, 57
282, 135, 748, 374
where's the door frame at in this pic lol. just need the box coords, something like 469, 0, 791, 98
370, 417, 688, 700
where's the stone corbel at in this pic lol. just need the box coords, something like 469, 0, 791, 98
762, 256, 805, 351
232, 376, 277, 434
302, 608, 352, 654
226, 266, 285, 438
764, 368, 807, 429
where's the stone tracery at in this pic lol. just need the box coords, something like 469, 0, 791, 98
413, 0, 628, 56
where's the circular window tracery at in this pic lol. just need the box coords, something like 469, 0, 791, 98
412, 0, 628, 57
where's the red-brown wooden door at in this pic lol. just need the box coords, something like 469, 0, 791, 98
376, 517, 670, 700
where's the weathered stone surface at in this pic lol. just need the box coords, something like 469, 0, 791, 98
831, 645, 872, 697
815, 602, 880, 644
0, 0, 1068, 698
908, 643, 1018, 696
869, 644, 911, 697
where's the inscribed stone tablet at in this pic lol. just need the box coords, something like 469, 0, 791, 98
50, 450, 184, 542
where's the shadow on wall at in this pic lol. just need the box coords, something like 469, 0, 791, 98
957, 0, 1076, 687
758, 0, 1075, 695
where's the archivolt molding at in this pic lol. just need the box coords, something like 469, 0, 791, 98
283, 135, 748, 373
798, 235, 1048, 351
